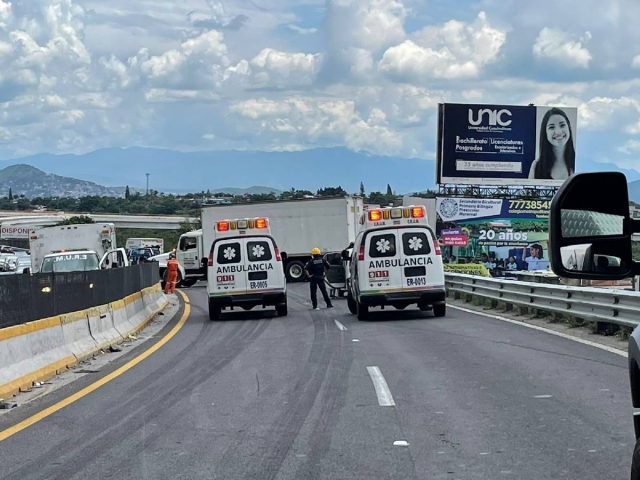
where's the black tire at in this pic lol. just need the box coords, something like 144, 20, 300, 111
160, 268, 167, 289
285, 260, 306, 282
347, 290, 357, 315
208, 301, 221, 321
356, 300, 369, 321
181, 278, 198, 288
276, 299, 288, 317
433, 303, 446, 317
631, 437, 640, 480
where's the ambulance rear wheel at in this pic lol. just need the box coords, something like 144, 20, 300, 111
208, 302, 221, 321
347, 291, 357, 315
433, 303, 446, 317
356, 300, 369, 321
286, 261, 306, 282
276, 298, 288, 316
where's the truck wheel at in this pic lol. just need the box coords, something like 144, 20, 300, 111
356, 300, 369, 321
286, 261, 306, 282
276, 299, 288, 317
181, 278, 197, 288
160, 268, 167, 289
347, 290, 357, 315
433, 303, 446, 317
632, 437, 640, 480
208, 301, 221, 321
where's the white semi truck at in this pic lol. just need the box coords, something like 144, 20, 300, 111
28, 223, 126, 274
155, 196, 364, 286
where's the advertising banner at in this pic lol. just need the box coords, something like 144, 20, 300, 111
436, 197, 550, 271
436, 103, 578, 186
0, 225, 32, 239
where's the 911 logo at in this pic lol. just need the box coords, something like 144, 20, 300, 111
369, 271, 389, 278
217, 275, 234, 282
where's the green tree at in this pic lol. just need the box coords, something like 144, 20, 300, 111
56, 215, 95, 225
8, 187, 12, 201
317, 186, 347, 197
359, 182, 365, 196
386, 184, 392, 196
125, 185, 130, 200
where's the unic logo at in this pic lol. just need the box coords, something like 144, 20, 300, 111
468, 108, 512, 127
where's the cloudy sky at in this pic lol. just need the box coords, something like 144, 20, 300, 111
1, 0, 640, 179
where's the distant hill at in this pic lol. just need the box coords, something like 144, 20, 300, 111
210, 186, 283, 195
0, 164, 125, 198
3, 147, 435, 194
629, 180, 640, 204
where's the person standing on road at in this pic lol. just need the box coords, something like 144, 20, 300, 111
305, 247, 333, 310
164, 252, 179, 294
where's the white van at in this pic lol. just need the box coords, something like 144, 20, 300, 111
347, 205, 446, 320
206, 217, 288, 320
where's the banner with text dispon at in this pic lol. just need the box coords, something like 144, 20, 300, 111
436, 103, 578, 186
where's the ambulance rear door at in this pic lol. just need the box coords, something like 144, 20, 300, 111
211, 238, 248, 296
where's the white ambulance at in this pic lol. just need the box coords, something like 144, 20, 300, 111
346, 205, 446, 320
206, 217, 288, 320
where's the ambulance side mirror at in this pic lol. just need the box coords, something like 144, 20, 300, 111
281, 252, 288, 261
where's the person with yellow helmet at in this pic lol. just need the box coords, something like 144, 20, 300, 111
304, 247, 333, 310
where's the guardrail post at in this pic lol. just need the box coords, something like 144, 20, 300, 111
454, 291, 461, 301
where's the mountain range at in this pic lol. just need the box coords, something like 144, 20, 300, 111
1, 147, 435, 195
0, 164, 126, 198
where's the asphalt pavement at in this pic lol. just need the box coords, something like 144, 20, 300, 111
0, 283, 633, 479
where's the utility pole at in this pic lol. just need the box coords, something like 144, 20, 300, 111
146, 173, 150, 196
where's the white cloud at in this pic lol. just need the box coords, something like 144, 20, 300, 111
378, 12, 506, 81
577, 96, 640, 133
632, 55, 640, 69
250, 48, 322, 86
532, 27, 593, 68
287, 25, 317, 35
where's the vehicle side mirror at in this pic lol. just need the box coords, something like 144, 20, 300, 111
549, 172, 633, 280
281, 252, 288, 262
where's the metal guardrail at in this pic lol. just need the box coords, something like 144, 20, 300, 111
445, 273, 640, 330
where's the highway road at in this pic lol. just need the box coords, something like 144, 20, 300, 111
0, 284, 633, 479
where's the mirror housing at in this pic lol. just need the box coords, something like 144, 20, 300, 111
549, 172, 634, 280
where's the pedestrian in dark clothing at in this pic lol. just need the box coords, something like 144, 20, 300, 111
305, 247, 333, 310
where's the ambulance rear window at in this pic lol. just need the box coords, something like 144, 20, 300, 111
369, 233, 396, 258
247, 240, 272, 262
216, 242, 241, 264
402, 232, 431, 256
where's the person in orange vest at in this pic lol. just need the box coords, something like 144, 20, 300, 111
164, 252, 180, 294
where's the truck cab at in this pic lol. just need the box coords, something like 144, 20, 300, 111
206, 217, 287, 320
39, 247, 128, 273
176, 230, 206, 286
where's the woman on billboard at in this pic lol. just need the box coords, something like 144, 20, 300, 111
528, 107, 576, 180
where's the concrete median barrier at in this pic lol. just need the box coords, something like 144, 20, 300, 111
87, 304, 123, 351
0, 283, 168, 400
0, 317, 77, 398
60, 311, 99, 362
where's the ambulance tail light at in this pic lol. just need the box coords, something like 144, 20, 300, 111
256, 218, 267, 229
217, 221, 229, 232
368, 209, 381, 221
434, 242, 441, 256
390, 208, 402, 219
411, 207, 425, 218
358, 243, 365, 261
274, 246, 282, 262
208, 250, 214, 267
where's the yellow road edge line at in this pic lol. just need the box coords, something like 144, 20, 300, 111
0, 291, 190, 443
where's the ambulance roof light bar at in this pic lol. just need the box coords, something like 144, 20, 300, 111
215, 217, 270, 233
360, 205, 427, 226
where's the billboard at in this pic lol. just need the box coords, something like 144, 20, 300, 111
435, 197, 550, 271
0, 225, 32, 239
436, 103, 578, 186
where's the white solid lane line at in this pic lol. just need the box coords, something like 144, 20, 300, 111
334, 319, 348, 331
366, 366, 396, 407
